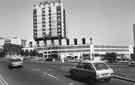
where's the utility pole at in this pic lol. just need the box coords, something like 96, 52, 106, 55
90, 37, 94, 60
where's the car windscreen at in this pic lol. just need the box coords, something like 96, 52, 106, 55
93, 63, 109, 70
11, 59, 21, 62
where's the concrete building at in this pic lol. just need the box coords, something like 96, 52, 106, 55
0, 36, 26, 47
33, 0, 66, 46
35, 38, 133, 60
32, 1, 133, 60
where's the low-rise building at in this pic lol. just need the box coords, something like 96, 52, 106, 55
36, 44, 133, 60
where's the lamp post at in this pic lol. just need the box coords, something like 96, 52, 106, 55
90, 37, 94, 60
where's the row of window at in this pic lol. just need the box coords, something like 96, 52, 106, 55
37, 47, 129, 53
33, 25, 63, 29
34, 27, 62, 30
34, 10, 61, 15
33, 32, 62, 36
94, 45, 128, 48
36, 45, 129, 51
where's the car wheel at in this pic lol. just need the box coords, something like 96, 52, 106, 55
19, 65, 23, 68
70, 70, 75, 78
104, 78, 111, 82
87, 77, 97, 83
8, 65, 13, 69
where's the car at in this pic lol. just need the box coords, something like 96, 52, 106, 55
128, 61, 135, 66
45, 58, 53, 61
8, 58, 23, 68
69, 60, 114, 82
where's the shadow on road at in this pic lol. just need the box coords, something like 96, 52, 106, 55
64, 74, 108, 85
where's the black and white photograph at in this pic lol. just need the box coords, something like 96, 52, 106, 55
0, 0, 135, 85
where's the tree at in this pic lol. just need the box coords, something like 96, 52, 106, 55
32, 50, 38, 56
20, 50, 25, 56
49, 51, 59, 60
24, 50, 29, 56
131, 54, 135, 61
0, 51, 5, 57
29, 50, 33, 56
104, 52, 117, 63
3, 43, 22, 55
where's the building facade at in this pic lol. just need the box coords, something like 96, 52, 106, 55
36, 44, 133, 60
32, 1, 133, 60
33, 0, 66, 46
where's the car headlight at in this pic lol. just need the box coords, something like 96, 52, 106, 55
96, 73, 101, 78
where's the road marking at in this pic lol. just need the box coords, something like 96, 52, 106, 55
43, 72, 57, 79
47, 73, 57, 79
32, 68, 40, 72
69, 82, 74, 85
47, 69, 52, 71
43, 72, 47, 75
0, 79, 4, 85
0, 74, 8, 85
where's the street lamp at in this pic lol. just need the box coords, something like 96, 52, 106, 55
90, 37, 94, 60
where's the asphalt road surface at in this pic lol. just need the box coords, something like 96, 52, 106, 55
0, 61, 134, 85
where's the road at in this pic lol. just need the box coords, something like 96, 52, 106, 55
0, 61, 134, 85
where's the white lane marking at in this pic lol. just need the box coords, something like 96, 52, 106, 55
43, 72, 57, 79
47, 74, 57, 79
47, 69, 52, 71
32, 68, 40, 72
0, 79, 4, 85
43, 72, 47, 75
69, 82, 74, 85
0, 74, 8, 85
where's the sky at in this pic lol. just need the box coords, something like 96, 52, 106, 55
0, 0, 134, 46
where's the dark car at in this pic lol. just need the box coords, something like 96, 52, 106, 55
69, 60, 114, 82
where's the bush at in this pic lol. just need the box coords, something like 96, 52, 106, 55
131, 54, 135, 61
104, 53, 117, 63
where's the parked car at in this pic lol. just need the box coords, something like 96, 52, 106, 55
45, 58, 56, 62
128, 60, 135, 66
69, 60, 114, 82
8, 58, 23, 68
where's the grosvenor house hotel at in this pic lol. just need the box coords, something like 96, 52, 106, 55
31, 0, 133, 60
33, 0, 66, 46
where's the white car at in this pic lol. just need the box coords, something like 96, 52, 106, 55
69, 60, 114, 82
8, 58, 23, 68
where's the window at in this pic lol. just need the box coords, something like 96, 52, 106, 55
83, 63, 94, 70
93, 63, 109, 70
76, 63, 83, 68
33, 9, 37, 14
42, 17, 45, 20
33, 26, 37, 28
76, 63, 94, 70
57, 11, 61, 14
42, 25, 46, 27
57, 6, 61, 10
42, 21, 46, 23
57, 25, 61, 28
33, 29, 37, 31
42, 14, 45, 16
57, 18, 61, 21
42, 29, 46, 31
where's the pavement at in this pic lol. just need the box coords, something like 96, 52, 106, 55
0, 60, 134, 85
